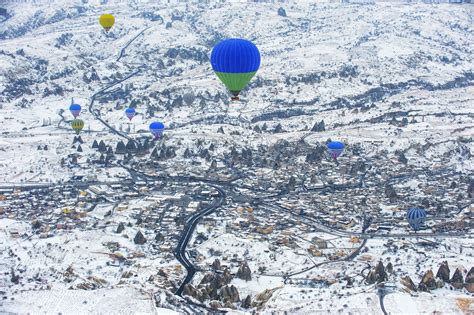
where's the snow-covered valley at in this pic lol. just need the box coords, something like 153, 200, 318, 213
0, 0, 473, 314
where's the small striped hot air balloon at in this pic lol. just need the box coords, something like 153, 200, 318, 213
71, 119, 84, 135
327, 141, 345, 160
210, 38, 261, 101
99, 14, 115, 32
407, 208, 426, 231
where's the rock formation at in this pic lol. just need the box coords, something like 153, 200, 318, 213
386, 262, 393, 274
116, 222, 125, 233
384, 184, 398, 201
198, 269, 233, 301
115, 141, 126, 154
183, 284, 209, 303
419, 270, 437, 291
241, 295, 252, 308
236, 261, 252, 281
400, 275, 416, 292
277, 7, 287, 17
133, 231, 147, 245
209, 300, 222, 310
98, 140, 107, 153
219, 285, 240, 303
31, 220, 42, 230
464, 267, 474, 293
92, 139, 99, 149
436, 261, 450, 282
366, 261, 387, 284
211, 259, 221, 271
155, 232, 165, 242
450, 267, 464, 289
253, 287, 280, 309
10, 268, 19, 284
311, 120, 325, 132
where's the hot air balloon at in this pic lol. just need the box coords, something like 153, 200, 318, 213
210, 38, 261, 101
407, 208, 426, 231
327, 141, 345, 160
183, 91, 195, 106
71, 119, 84, 135
149, 122, 165, 139
69, 104, 81, 118
125, 107, 136, 121
99, 14, 115, 32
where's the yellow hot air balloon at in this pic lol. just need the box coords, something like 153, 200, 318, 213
71, 119, 84, 134
99, 14, 115, 32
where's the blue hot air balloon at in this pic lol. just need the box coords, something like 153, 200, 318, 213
210, 38, 261, 101
125, 107, 136, 121
149, 122, 165, 139
407, 208, 426, 231
327, 141, 345, 160
69, 104, 81, 118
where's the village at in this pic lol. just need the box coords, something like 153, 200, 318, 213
1, 131, 472, 307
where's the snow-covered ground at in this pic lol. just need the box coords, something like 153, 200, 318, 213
0, 0, 473, 314
2, 287, 156, 314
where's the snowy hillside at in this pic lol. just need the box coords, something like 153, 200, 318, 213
0, 0, 473, 314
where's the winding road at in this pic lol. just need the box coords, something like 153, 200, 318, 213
81, 26, 230, 296
175, 185, 226, 296
116, 27, 150, 62
88, 69, 142, 143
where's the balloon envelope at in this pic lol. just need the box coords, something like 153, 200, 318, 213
71, 119, 84, 135
327, 141, 345, 159
99, 14, 115, 32
69, 104, 81, 118
149, 122, 165, 139
183, 92, 195, 106
210, 38, 260, 100
125, 108, 136, 121
407, 208, 426, 231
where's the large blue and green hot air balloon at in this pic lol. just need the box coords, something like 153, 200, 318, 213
210, 38, 261, 101
327, 141, 345, 160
